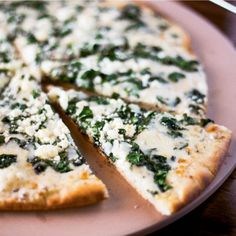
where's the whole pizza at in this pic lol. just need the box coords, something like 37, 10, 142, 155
0, 0, 232, 215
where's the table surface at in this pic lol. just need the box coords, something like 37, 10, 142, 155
152, 2, 236, 236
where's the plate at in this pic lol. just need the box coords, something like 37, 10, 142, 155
0, 2, 235, 235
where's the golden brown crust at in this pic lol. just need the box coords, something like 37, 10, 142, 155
204, 124, 232, 174
0, 180, 107, 211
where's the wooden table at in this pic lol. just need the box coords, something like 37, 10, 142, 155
151, 2, 236, 236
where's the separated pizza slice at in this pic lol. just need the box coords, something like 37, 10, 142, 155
48, 86, 231, 215
0, 70, 107, 210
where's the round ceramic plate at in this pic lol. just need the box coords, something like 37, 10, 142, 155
0, 2, 235, 236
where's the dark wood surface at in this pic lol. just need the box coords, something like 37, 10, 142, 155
151, 2, 236, 236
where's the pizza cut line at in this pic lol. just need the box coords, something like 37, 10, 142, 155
0, 0, 232, 215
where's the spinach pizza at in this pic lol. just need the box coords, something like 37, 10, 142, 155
0, 0, 232, 214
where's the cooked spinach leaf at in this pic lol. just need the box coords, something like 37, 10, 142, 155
32, 90, 40, 99
0, 154, 16, 168
67, 98, 78, 115
187, 89, 205, 104
127, 143, 146, 166
51, 61, 82, 83
30, 151, 85, 174
149, 76, 168, 84
126, 143, 172, 192
78, 106, 93, 121
156, 96, 181, 107
0, 135, 5, 145
160, 116, 184, 138
11, 102, 27, 111
168, 72, 185, 82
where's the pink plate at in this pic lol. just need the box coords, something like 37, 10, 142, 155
0, 2, 235, 235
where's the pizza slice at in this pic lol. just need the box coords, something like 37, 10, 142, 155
48, 86, 231, 215
42, 51, 207, 117
0, 70, 107, 210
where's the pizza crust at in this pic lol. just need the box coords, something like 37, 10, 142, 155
0, 180, 107, 211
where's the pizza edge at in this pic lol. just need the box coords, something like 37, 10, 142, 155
0, 179, 108, 211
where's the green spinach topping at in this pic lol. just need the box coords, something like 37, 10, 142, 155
75, 106, 94, 132
127, 143, 171, 192
51, 61, 82, 83
26, 33, 39, 44
200, 118, 214, 127
78, 106, 93, 121
149, 76, 168, 84
78, 68, 149, 94
92, 121, 105, 144
8, 137, 27, 149
80, 69, 99, 91
80, 42, 100, 57
53, 23, 73, 38
158, 22, 169, 31
32, 90, 40, 99
168, 72, 185, 83
8, 1, 48, 11
187, 89, 205, 104
156, 96, 181, 107
127, 143, 146, 166
6, 11, 25, 24
133, 43, 199, 72
29, 151, 85, 174
116, 105, 155, 137
119, 4, 146, 31
0, 135, 5, 145
160, 116, 185, 138
188, 104, 203, 115
0, 41, 14, 63
67, 98, 79, 115
2, 115, 21, 134
88, 96, 109, 105
133, 43, 162, 59
98, 42, 129, 61
180, 114, 214, 127
0, 154, 17, 169
11, 102, 27, 111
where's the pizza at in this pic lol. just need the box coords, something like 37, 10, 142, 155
0, 0, 232, 215
48, 87, 231, 215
